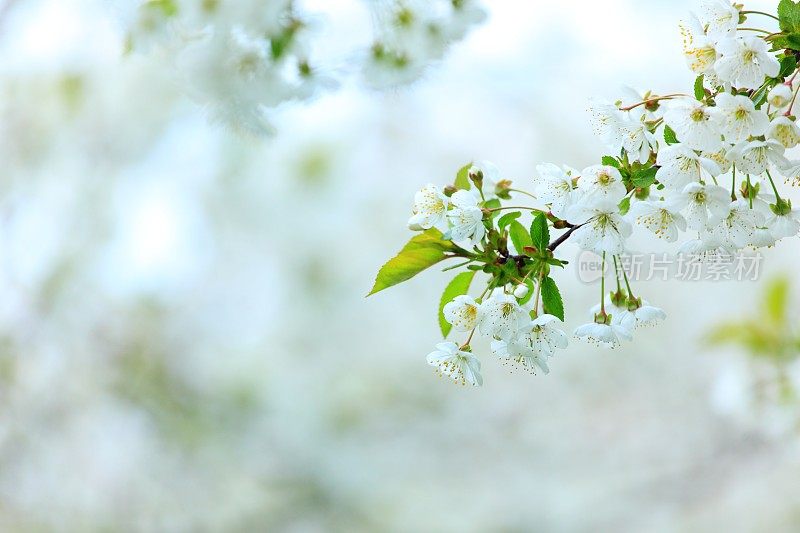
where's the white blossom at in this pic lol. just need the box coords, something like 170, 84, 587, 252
678, 14, 718, 75
714, 92, 769, 142
478, 293, 527, 341
702, 147, 734, 174
569, 204, 632, 255
727, 139, 788, 175
767, 84, 794, 110
766, 205, 800, 239
676, 182, 731, 230
446, 190, 485, 245
512, 284, 529, 299
574, 321, 633, 348
534, 163, 577, 219
699, 0, 740, 38
628, 198, 687, 241
655, 144, 721, 190
715, 35, 780, 89
408, 184, 449, 230
491, 315, 568, 374
443, 295, 482, 333
588, 101, 655, 163
767, 116, 800, 149
663, 99, 722, 152
577, 165, 627, 208
427, 342, 482, 386
722, 199, 766, 248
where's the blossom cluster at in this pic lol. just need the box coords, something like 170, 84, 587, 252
118, 0, 485, 134
370, 0, 800, 386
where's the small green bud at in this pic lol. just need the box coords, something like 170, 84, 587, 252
443, 185, 457, 197
468, 168, 484, 189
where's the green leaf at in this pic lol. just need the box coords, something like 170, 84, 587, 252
779, 0, 800, 33
497, 211, 521, 230
663, 125, 679, 145
694, 75, 705, 100
483, 198, 501, 210
632, 166, 658, 188
530, 212, 550, 250
540, 276, 564, 321
454, 162, 472, 190
368, 229, 457, 296
618, 195, 632, 216
779, 55, 798, 78
508, 220, 533, 253
778, 1, 800, 50
601, 156, 620, 168
438, 271, 476, 337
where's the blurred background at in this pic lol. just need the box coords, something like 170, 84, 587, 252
1, 0, 799, 531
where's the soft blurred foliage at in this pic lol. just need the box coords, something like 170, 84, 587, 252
2, 0, 800, 532
708, 276, 800, 360
708, 276, 800, 436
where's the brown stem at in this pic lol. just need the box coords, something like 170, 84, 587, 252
547, 223, 584, 251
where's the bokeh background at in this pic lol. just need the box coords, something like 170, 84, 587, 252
1, 0, 799, 531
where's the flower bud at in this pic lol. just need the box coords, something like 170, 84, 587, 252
468, 167, 484, 189
552, 219, 569, 229
495, 179, 513, 199
513, 284, 529, 299
768, 84, 793, 109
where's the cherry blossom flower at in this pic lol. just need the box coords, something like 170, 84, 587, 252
663, 99, 723, 152
569, 205, 632, 255
491, 315, 568, 375
715, 35, 779, 89
427, 342, 483, 386
768, 84, 794, 110
655, 144, 721, 190
767, 116, 800, 149
714, 93, 769, 142
478, 293, 527, 341
678, 14, 718, 75
576, 165, 627, 208
699, 0, 740, 38
628, 198, 687, 241
443, 295, 482, 333
574, 320, 633, 348
446, 190, 485, 245
534, 163, 578, 219
408, 184, 449, 230
727, 139, 788, 175
676, 182, 731, 230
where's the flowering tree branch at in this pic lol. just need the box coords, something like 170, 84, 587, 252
369, 0, 800, 386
